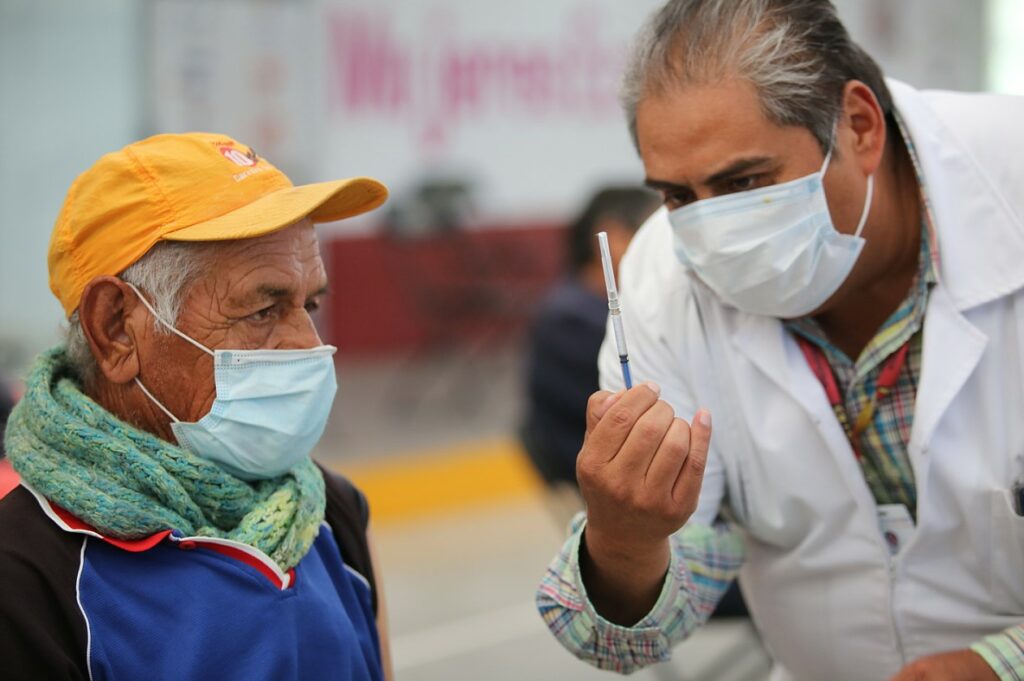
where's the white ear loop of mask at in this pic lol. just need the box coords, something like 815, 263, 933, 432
133, 376, 180, 423
125, 282, 215, 424
854, 174, 875, 238
821, 132, 875, 240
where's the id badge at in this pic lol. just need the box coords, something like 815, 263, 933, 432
877, 504, 915, 556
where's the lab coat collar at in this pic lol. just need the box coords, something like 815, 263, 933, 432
729, 307, 879, 509
888, 79, 1024, 311
728, 273, 989, 504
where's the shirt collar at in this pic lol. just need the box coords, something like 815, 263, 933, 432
892, 109, 941, 285
22, 482, 171, 552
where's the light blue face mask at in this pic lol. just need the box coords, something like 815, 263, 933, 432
127, 283, 338, 480
669, 141, 874, 318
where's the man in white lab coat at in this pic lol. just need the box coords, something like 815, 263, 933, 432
536, 1, 1024, 680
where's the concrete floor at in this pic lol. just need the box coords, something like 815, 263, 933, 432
315, 345, 772, 681
377, 498, 771, 681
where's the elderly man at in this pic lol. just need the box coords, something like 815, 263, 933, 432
537, 1, 1024, 681
0, 133, 392, 680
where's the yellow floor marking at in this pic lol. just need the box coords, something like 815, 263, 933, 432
334, 439, 545, 525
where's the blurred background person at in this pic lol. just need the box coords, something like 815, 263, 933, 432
0, 376, 18, 498
520, 186, 658, 492
0, 377, 13, 452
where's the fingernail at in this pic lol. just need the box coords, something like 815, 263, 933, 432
697, 410, 712, 427
641, 381, 661, 397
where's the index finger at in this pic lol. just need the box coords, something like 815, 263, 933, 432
584, 382, 663, 461
585, 390, 619, 436
585, 381, 660, 435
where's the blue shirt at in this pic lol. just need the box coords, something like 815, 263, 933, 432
0, 481, 382, 681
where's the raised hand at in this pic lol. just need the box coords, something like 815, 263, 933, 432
576, 382, 711, 625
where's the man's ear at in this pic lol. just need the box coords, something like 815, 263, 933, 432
842, 80, 887, 177
78, 277, 144, 385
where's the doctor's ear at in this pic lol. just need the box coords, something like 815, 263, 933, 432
77, 276, 144, 386
840, 80, 887, 177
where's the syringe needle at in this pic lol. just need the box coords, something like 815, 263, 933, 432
597, 232, 633, 389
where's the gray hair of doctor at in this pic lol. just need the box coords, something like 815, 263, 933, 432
621, 0, 894, 153
65, 241, 211, 384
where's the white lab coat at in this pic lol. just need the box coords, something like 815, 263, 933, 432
598, 80, 1024, 681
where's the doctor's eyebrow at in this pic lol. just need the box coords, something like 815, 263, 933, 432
703, 156, 775, 185
644, 177, 691, 194
644, 155, 777, 195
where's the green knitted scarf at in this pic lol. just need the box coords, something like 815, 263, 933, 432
5, 346, 325, 571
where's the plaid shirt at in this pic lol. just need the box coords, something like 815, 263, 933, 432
536, 115, 1024, 679
785, 111, 941, 516
784, 221, 934, 515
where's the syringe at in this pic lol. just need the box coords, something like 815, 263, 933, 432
597, 231, 633, 389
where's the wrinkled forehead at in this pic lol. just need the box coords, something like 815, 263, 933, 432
208, 217, 320, 261
182, 219, 327, 306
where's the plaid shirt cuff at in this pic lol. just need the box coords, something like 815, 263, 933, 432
972, 626, 1024, 681
536, 512, 744, 674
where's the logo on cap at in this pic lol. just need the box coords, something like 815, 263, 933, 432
220, 146, 258, 167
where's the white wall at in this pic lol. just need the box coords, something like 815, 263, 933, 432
0, 0, 999, 371
148, 0, 991, 236
835, 0, 986, 92
0, 0, 142, 370
989, 0, 1024, 94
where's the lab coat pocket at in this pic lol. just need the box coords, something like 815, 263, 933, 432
990, 489, 1024, 614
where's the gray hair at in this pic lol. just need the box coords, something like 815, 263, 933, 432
621, 0, 894, 153
65, 241, 211, 384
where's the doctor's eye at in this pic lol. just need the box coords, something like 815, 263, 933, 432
662, 191, 696, 211
725, 174, 766, 193
304, 299, 321, 314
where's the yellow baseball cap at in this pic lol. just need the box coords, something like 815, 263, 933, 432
48, 132, 388, 316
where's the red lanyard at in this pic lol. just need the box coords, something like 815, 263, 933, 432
797, 337, 911, 460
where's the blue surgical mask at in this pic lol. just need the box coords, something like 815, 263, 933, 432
127, 283, 338, 480
669, 143, 874, 318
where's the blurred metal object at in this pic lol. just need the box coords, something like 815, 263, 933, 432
377, 179, 551, 416
385, 180, 479, 239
